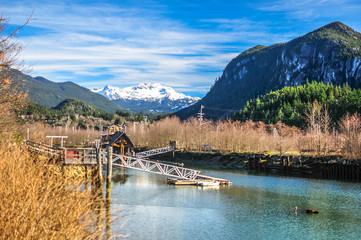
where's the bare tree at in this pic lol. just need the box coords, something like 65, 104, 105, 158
304, 101, 333, 155
305, 101, 322, 134
0, 15, 31, 134
320, 105, 331, 133
339, 113, 361, 158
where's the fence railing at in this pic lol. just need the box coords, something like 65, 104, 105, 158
26, 140, 103, 164
63, 148, 100, 164
25, 140, 62, 157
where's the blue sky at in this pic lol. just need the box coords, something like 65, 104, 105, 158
3, 0, 361, 97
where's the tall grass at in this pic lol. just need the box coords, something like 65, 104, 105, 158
26, 114, 361, 158
130, 117, 304, 154
129, 116, 359, 158
0, 142, 104, 239
25, 122, 106, 147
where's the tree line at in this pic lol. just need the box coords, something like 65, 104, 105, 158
233, 80, 361, 128
18, 100, 150, 128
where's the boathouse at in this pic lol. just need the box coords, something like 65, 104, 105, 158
100, 131, 135, 156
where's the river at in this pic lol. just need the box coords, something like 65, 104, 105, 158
108, 165, 361, 240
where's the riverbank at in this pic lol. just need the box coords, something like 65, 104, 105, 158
151, 151, 361, 182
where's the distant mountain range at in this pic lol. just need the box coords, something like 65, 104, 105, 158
91, 83, 200, 113
176, 21, 361, 120
11, 70, 199, 114
12, 70, 121, 113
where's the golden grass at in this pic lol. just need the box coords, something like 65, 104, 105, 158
0, 143, 104, 240
23, 122, 105, 148
129, 117, 352, 157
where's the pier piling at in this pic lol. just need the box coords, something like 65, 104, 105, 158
96, 147, 103, 195
106, 146, 113, 201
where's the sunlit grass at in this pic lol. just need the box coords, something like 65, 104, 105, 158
0, 142, 104, 240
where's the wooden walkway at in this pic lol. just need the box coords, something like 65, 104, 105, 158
25, 140, 201, 180
25, 138, 230, 184
26, 140, 103, 164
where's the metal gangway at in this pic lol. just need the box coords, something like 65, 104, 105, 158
112, 154, 200, 180
136, 146, 175, 158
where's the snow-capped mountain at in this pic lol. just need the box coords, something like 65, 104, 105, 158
90, 83, 200, 113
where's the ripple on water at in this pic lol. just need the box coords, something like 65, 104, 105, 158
109, 167, 361, 240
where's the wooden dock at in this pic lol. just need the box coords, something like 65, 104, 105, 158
26, 134, 231, 190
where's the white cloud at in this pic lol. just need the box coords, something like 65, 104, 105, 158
256, 0, 361, 20
3, 1, 314, 96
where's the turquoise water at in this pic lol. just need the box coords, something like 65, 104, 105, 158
109, 166, 361, 240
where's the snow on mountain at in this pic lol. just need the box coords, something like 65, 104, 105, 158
90, 83, 200, 112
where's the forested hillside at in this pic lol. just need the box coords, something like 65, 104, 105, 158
233, 81, 361, 127
20, 99, 115, 120
176, 21, 361, 120
12, 70, 121, 113
19, 99, 159, 128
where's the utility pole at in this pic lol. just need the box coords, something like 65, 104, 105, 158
198, 105, 204, 125
197, 105, 204, 151
198, 105, 210, 126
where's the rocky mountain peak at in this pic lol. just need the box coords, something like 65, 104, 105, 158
176, 22, 361, 120
322, 21, 353, 33
308, 21, 359, 40
90, 83, 200, 113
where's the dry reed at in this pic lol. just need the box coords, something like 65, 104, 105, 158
24, 122, 105, 147
0, 142, 104, 240
26, 114, 361, 158
130, 117, 304, 154
129, 116, 360, 158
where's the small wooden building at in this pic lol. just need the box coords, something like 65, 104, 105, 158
100, 131, 135, 156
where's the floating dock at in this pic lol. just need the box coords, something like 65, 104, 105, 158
167, 174, 231, 186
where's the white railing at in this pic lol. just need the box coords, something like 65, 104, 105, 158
135, 146, 174, 158
112, 154, 200, 180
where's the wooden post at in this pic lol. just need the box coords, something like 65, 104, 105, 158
85, 165, 89, 192
91, 165, 98, 195
62, 165, 66, 179
97, 147, 103, 195
106, 145, 113, 201
170, 141, 176, 159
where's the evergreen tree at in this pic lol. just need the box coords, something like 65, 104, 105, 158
233, 81, 361, 128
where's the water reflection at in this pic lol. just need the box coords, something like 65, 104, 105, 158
105, 200, 111, 240
108, 166, 361, 240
